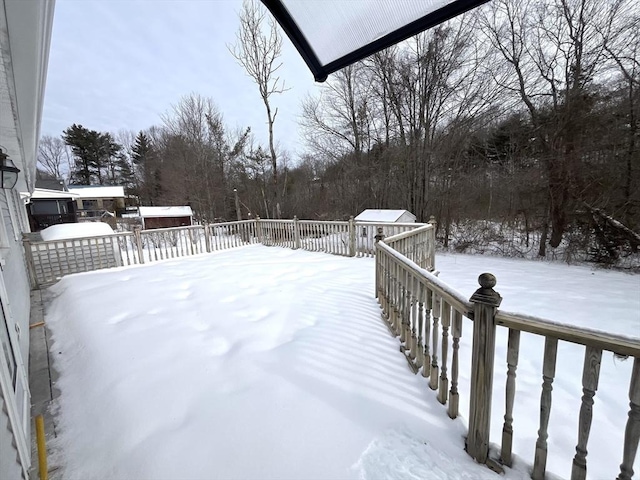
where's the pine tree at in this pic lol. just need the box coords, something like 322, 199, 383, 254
62, 125, 123, 185
132, 132, 160, 204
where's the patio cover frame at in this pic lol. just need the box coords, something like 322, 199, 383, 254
261, 0, 490, 82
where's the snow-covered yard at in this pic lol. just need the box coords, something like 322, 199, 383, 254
44, 246, 639, 480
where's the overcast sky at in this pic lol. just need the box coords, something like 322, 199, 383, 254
41, 0, 320, 157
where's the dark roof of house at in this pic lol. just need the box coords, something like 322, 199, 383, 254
261, 0, 489, 82
35, 178, 66, 191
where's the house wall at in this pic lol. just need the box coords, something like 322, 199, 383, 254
143, 216, 192, 230
1, 190, 31, 366
0, 394, 23, 480
1, 0, 56, 474
398, 212, 416, 223
0, 188, 32, 478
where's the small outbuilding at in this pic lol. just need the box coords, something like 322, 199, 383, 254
355, 209, 417, 238
139, 206, 193, 230
355, 209, 416, 223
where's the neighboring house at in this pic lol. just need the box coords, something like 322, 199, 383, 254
67, 185, 125, 220
139, 206, 193, 230
354, 209, 416, 237
25, 188, 78, 232
0, 0, 56, 478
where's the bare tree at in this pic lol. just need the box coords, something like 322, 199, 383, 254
229, 0, 288, 218
481, 0, 628, 253
37, 135, 71, 180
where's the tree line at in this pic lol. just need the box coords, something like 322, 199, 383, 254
37, 0, 640, 266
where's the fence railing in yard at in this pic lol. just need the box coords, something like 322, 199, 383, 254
23, 220, 261, 288
375, 227, 640, 480
21, 214, 639, 478
22, 217, 427, 288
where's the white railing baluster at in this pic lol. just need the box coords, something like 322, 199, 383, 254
501, 328, 521, 466
438, 301, 451, 404
571, 346, 602, 480
430, 293, 441, 391
409, 274, 418, 363
422, 286, 432, 380
416, 281, 425, 370
448, 309, 462, 419
617, 357, 640, 480
533, 337, 559, 480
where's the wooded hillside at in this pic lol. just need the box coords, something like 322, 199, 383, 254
37, 0, 640, 266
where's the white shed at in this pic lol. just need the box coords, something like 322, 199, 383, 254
354, 209, 417, 239
355, 209, 416, 223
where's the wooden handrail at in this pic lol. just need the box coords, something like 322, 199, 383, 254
376, 228, 640, 479
496, 310, 640, 357
376, 241, 470, 314
384, 224, 433, 244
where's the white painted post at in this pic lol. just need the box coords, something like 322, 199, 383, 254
293, 216, 300, 250
466, 273, 502, 466
255, 216, 263, 244
427, 215, 437, 271
374, 227, 385, 299
348, 216, 356, 257
203, 223, 211, 252
133, 226, 145, 264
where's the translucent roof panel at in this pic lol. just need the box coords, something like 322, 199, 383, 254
262, 0, 489, 82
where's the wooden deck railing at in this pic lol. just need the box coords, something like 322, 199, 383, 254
375, 227, 640, 480
22, 217, 425, 288
23, 220, 261, 288
22, 214, 638, 477
256, 216, 424, 257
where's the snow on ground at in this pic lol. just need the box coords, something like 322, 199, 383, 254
437, 253, 640, 480
40, 222, 114, 241
44, 246, 638, 480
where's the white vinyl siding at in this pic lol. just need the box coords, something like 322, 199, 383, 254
0, 191, 12, 257
6, 189, 20, 241
0, 393, 24, 480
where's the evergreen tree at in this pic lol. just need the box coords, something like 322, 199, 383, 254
62, 124, 99, 184
132, 132, 160, 204
63, 124, 123, 185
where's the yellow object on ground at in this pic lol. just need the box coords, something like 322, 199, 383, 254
35, 415, 47, 480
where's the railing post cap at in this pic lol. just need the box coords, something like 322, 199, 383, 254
349, 216, 354, 221
294, 215, 298, 221
428, 215, 437, 224
469, 273, 502, 307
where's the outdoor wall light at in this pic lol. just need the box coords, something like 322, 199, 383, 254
0, 147, 20, 189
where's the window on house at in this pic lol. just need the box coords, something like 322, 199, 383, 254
32, 200, 60, 215
82, 199, 98, 210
